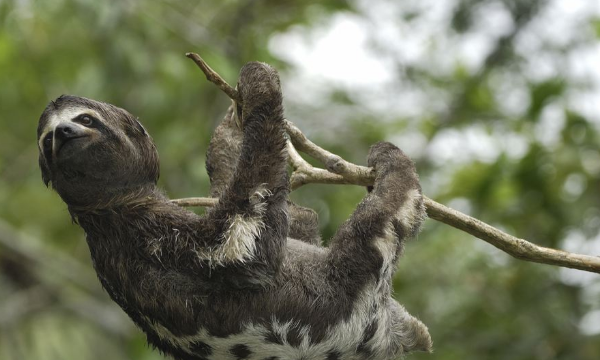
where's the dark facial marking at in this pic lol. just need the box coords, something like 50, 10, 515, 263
230, 344, 252, 359
73, 114, 96, 127
87, 115, 114, 137
42, 132, 53, 163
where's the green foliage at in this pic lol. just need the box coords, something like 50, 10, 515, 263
1, 0, 599, 359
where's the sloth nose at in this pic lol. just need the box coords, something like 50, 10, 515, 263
53, 123, 88, 153
55, 123, 83, 141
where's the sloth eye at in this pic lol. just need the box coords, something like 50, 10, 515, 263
43, 133, 53, 148
76, 114, 95, 126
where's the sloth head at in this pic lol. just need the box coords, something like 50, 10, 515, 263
37, 95, 159, 207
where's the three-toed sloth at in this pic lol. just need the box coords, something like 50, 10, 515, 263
37, 62, 432, 360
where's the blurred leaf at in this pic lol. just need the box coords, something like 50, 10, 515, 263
527, 79, 566, 121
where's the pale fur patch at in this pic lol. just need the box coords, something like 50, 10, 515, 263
373, 223, 397, 280
190, 186, 270, 266
395, 188, 425, 234
213, 214, 263, 264
368, 225, 402, 358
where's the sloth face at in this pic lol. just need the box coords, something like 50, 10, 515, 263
37, 95, 159, 205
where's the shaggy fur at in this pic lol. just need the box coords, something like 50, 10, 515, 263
37, 62, 432, 360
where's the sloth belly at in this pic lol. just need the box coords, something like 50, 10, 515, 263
141, 312, 403, 360
92, 242, 412, 360
136, 283, 409, 360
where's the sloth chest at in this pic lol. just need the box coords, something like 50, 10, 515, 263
90, 251, 201, 332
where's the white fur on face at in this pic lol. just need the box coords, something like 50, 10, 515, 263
38, 106, 102, 153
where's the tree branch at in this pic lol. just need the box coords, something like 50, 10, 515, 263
170, 196, 218, 207
178, 52, 600, 274
424, 199, 600, 273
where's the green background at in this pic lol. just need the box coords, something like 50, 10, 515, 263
1, 0, 599, 359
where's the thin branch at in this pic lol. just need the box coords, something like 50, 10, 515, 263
287, 139, 310, 171
181, 52, 600, 274
285, 120, 374, 186
186, 52, 241, 102
171, 197, 218, 207
424, 199, 600, 273
286, 138, 363, 190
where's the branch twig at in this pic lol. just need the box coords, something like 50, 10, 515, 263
186, 53, 240, 102
179, 52, 600, 274
171, 197, 218, 207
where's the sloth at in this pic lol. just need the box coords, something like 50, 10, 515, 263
37, 62, 432, 360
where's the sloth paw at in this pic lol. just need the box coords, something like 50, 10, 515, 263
367, 141, 413, 171
237, 62, 282, 122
